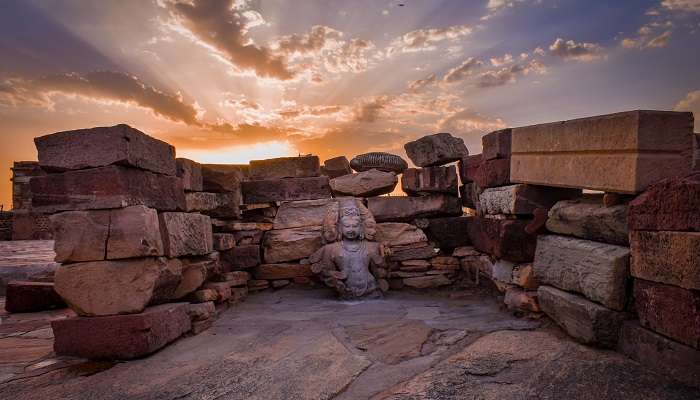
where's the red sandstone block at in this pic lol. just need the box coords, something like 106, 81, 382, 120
628, 172, 700, 231
242, 176, 331, 203
474, 158, 510, 188
220, 245, 261, 270
423, 216, 472, 249
201, 164, 247, 193
482, 128, 512, 160
322, 156, 352, 179
52, 303, 191, 360
249, 156, 320, 180
634, 279, 700, 349
30, 165, 185, 213
176, 158, 203, 192
458, 154, 482, 183
401, 166, 459, 196
5, 281, 65, 313
468, 217, 536, 262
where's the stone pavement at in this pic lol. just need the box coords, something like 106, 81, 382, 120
0, 287, 697, 400
0, 240, 57, 295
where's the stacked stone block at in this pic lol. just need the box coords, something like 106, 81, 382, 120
28, 124, 237, 359
4, 161, 53, 240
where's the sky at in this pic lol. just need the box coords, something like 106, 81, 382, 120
1, 0, 699, 208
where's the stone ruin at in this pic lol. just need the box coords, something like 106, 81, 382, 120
2, 110, 700, 386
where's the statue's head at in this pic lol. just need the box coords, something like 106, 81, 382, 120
322, 197, 377, 243
339, 210, 363, 240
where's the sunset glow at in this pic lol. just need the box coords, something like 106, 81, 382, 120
177, 141, 298, 164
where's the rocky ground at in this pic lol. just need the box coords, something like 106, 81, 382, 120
0, 287, 698, 400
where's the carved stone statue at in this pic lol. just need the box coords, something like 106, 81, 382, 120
310, 198, 387, 300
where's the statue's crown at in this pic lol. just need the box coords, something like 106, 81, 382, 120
340, 206, 361, 217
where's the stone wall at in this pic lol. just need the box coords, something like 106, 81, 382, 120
0, 211, 12, 241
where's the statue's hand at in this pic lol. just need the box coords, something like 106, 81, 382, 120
330, 270, 347, 280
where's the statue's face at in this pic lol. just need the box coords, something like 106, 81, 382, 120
340, 216, 361, 240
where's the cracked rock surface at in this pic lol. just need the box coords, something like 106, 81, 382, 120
1, 288, 698, 400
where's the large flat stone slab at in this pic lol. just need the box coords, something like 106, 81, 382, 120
628, 172, 700, 231
401, 166, 458, 195
478, 184, 580, 216
249, 156, 320, 180
242, 176, 331, 203
185, 192, 239, 219
367, 195, 462, 222
330, 169, 397, 197
273, 198, 336, 229
34, 124, 176, 175
201, 164, 247, 193
252, 264, 314, 280
511, 110, 694, 193
631, 230, 700, 290
404, 132, 469, 167
159, 212, 213, 257
30, 165, 185, 213
534, 235, 630, 310
634, 279, 700, 349
546, 196, 629, 245
375, 223, 427, 247
52, 303, 191, 360
538, 285, 627, 348
262, 226, 323, 263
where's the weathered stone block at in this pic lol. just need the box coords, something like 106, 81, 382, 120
534, 235, 630, 310
458, 154, 482, 183
546, 197, 628, 245
35, 124, 176, 175
511, 111, 695, 193
108, 205, 164, 259
482, 128, 512, 160
212, 221, 273, 232
423, 216, 471, 249
262, 226, 323, 263
273, 198, 336, 229
242, 176, 331, 203
403, 274, 452, 288
54, 257, 181, 316
5, 281, 65, 313
220, 245, 261, 270
176, 158, 203, 192
367, 195, 462, 222
173, 255, 218, 299
201, 164, 247, 193
322, 156, 352, 178
350, 152, 408, 174
51, 210, 109, 262
400, 259, 431, 272
512, 263, 538, 289
401, 166, 458, 196
189, 288, 218, 303
249, 156, 320, 180
504, 286, 540, 312
628, 172, 700, 231
388, 242, 436, 261
404, 132, 469, 167
217, 271, 250, 287
474, 158, 510, 188
213, 233, 236, 251
159, 212, 213, 257
631, 230, 700, 290
538, 285, 627, 348
619, 321, 700, 387
9, 211, 52, 240
491, 259, 516, 282
468, 217, 537, 262
31, 165, 185, 213
634, 279, 700, 349
52, 303, 191, 360
430, 256, 460, 270
459, 182, 480, 209
330, 169, 398, 197
232, 229, 264, 245
478, 184, 580, 216
185, 192, 239, 218
186, 301, 215, 322
252, 263, 313, 280
375, 223, 427, 247
202, 281, 232, 302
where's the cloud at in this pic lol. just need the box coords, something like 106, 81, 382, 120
443, 57, 484, 83
274, 25, 343, 56
674, 90, 700, 116
481, 0, 532, 20
165, 0, 294, 80
661, 0, 700, 13
387, 24, 472, 55
353, 96, 390, 123
0, 71, 200, 125
549, 38, 605, 61
476, 59, 546, 88
407, 74, 437, 92
490, 53, 514, 66
438, 108, 507, 134
621, 21, 674, 49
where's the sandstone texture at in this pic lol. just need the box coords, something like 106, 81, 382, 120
478, 184, 580, 216
619, 321, 700, 387
401, 166, 458, 195
201, 164, 247, 193
54, 257, 181, 316
533, 235, 630, 310
375, 223, 427, 247
628, 172, 700, 231
349, 152, 408, 173
459, 182, 480, 209
538, 285, 627, 348
404, 132, 469, 167
249, 156, 320, 180
546, 197, 628, 245
220, 245, 261, 270
263, 226, 323, 263
107, 205, 164, 259
631, 230, 700, 290
4, 281, 65, 313
273, 198, 336, 229
173, 255, 219, 299
34, 124, 176, 175
212, 233, 236, 251
458, 154, 482, 183
52, 303, 191, 360
176, 158, 203, 192
423, 216, 472, 249
159, 212, 213, 257
388, 242, 436, 261
242, 176, 331, 203
504, 286, 540, 312
322, 156, 352, 178
468, 217, 537, 262
367, 195, 462, 222
31, 165, 185, 213
252, 264, 314, 280
330, 169, 398, 197
634, 279, 700, 349
482, 128, 512, 160
403, 274, 451, 288
185, 192, 239, 218
464, 158, 511, 188
511, 110, 695, 193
